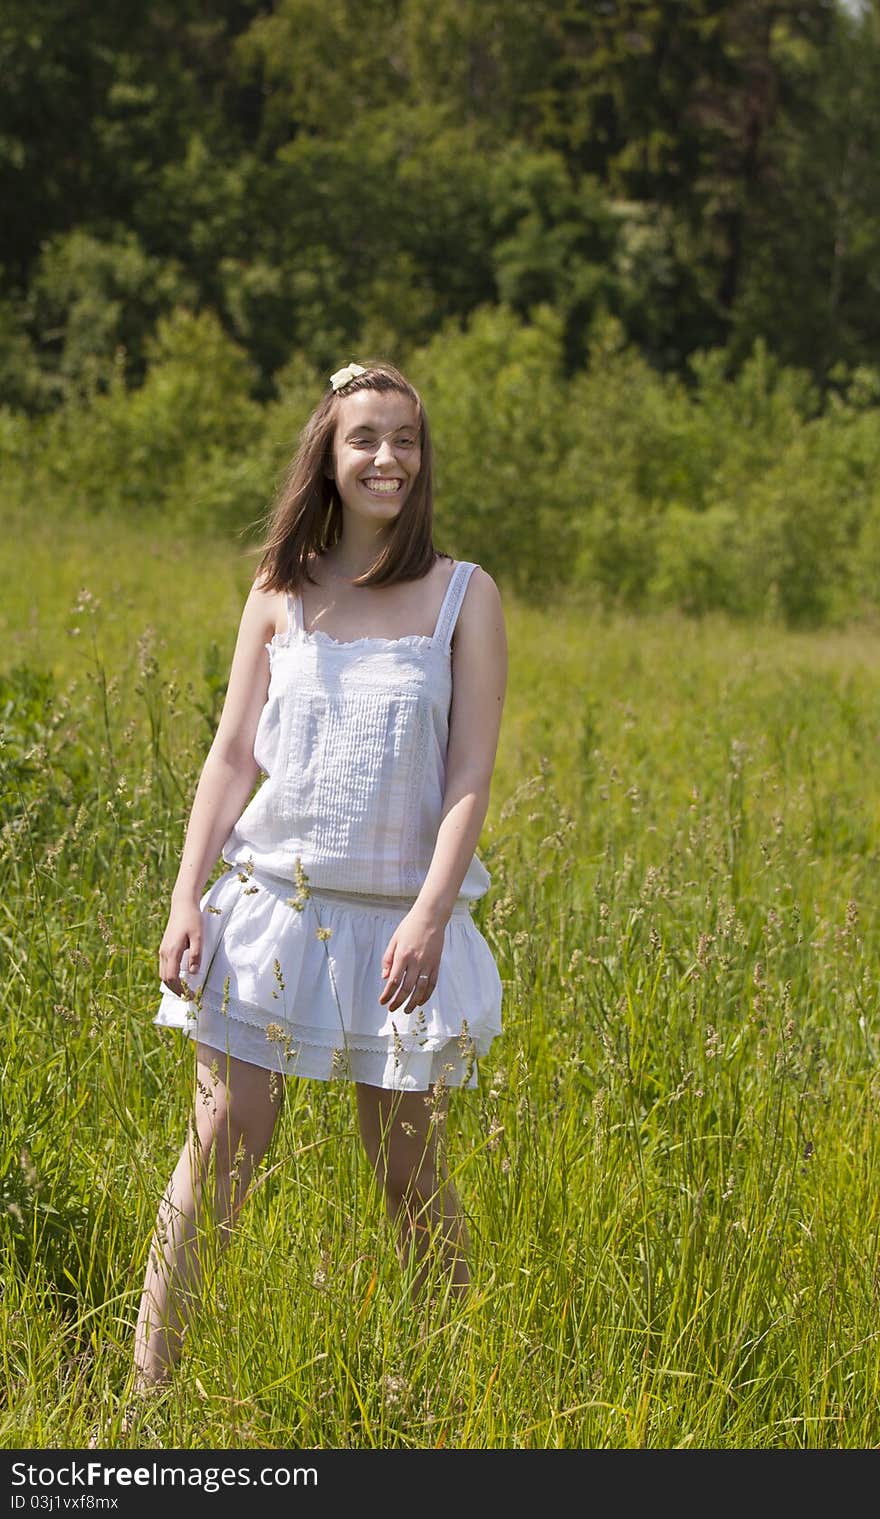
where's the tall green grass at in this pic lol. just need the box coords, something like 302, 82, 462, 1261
3, 507, 880, 1448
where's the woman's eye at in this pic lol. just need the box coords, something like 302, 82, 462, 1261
349, 436, 417, 450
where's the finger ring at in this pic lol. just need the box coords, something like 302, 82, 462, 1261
417, 973, 429, 981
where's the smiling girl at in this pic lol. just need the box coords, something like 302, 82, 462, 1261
133, 361, 507, 1392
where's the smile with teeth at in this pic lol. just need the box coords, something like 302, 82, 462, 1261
362, 477, 404, 494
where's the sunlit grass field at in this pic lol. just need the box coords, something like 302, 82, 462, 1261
3, 502, 880, 1449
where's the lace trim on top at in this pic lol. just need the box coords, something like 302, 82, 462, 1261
292, 623, 434, 653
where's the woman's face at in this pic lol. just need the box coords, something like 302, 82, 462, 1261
329, 390, 422, 523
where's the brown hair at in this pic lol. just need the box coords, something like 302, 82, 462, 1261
255, 361, 445, 592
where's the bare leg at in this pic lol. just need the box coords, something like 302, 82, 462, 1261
356, 1081, 470, 1300
132, 1043, 283, 1389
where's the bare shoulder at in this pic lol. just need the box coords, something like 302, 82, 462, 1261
245, 575, 289, 641
455, 565, 506, 640
451, 565, 507, 701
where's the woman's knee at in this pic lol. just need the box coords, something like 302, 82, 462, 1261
384, 1156, 440, 1214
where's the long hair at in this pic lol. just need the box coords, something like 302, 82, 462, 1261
255, 362, 442, 592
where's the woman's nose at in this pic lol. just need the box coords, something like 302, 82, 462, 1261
373, 439, 397, 466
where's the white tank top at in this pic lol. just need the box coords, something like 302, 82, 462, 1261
222, 560, 492, 899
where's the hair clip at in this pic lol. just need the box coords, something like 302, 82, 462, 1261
329, 363, 367, 392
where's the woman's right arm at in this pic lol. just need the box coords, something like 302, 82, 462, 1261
158, 579, 281, 995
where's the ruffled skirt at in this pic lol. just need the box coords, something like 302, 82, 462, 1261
154, 866, 503, 1090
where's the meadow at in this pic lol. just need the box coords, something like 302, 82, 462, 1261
3, 502, 880, 1449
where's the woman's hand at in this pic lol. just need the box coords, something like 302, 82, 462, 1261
159, 899, 204, 997
378, 905, 447, 1012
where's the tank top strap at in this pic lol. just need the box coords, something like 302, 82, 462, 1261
433, 561, 478, 653
286, 590, 302, 636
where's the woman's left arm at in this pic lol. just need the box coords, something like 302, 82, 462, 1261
378, 568, 508, 1011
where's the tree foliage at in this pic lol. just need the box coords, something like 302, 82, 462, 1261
1, 0, 877, 405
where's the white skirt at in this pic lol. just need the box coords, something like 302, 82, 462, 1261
154, 866, 503, 1090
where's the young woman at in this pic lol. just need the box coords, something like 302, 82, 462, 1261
135, 360, 507, 1391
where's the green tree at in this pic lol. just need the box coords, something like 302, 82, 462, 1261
725, 0, 880, 377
